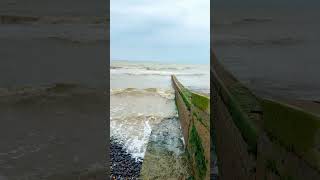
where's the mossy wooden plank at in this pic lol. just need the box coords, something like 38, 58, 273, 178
189, 124, 207, 179
173, 75, 210, 179
212, 69, 258, 155
191, 92, 209, 111
261, 98, 320, 170
262, 99, 320, 153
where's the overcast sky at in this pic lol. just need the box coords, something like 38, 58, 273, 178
111, 0, 210, 64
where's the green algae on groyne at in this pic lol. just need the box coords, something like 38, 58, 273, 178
172, 75, 211, 180
211, 51, 320, 180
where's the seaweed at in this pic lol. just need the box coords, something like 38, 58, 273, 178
191, 92, 209, 111
188, 124, 207, 179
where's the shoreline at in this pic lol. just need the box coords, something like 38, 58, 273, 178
110, 138, 142, 179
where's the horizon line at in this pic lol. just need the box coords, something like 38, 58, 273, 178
111, 59, 209, 65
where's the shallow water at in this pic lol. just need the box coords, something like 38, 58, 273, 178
110, 60, 209, 177
140, 118, 190, 179
110, 60, 210, 93
110, 88, 177, 159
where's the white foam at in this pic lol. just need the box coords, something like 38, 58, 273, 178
110, 113, 175, 159
110, 61, 209, 159
110, 89, 177, 159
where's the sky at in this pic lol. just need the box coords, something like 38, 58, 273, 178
110, 0, 210, 64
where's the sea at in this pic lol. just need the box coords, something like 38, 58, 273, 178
110, 60, 209, 162
213, 8, 320, 101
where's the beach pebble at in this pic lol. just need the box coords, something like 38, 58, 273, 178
110, 139, 143, 179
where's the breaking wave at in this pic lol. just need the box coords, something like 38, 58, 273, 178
110, 88, 174, 100
110, 69, 206, 76
214, 36, 304, 47
110, 113, 178, 159
110, 65, 193, 71
0, 83, 106, 105
0, 15, 107, 24
110, 87, 178, 159
214, 17, 273, 26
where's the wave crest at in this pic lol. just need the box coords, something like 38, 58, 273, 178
110, 88, 174, 100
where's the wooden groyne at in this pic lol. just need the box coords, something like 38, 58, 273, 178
171, 75, 210, 180
211, 51, 320, 180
